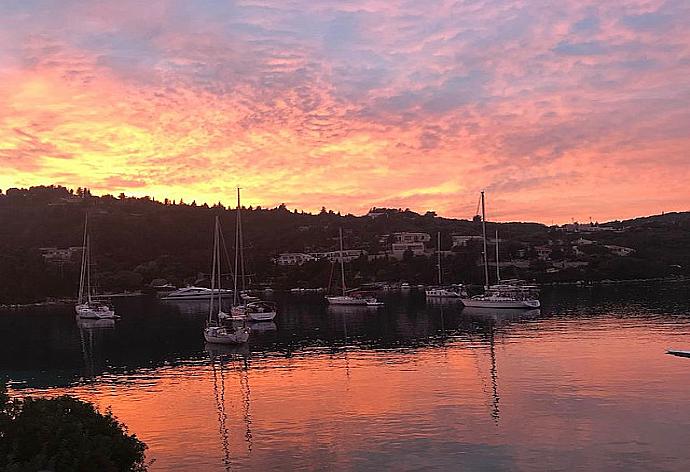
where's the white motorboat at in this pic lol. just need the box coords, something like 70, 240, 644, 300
204, 216, 250, 345
162, 286, 232, 301
75, 214, 118, 320
461, 192, 540, 309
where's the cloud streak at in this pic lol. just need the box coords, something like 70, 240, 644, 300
0, 0, 688, 222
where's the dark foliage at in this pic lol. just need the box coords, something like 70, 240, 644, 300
0, 185, 688, 302
0, 383, 147, 471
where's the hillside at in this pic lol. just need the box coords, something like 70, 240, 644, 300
0, 185, 688, 303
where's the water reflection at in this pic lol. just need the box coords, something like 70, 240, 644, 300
2, 283, 690, 471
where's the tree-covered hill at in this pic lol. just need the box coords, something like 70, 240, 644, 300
0, 185, 687, 303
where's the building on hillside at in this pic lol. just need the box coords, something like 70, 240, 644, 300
275, 253, 317, 266
391, 242, 425, 259
561, 222, 613, 233
311, 249, 366, 263
605, 245, 635, 256
451, 235, 483, 247
393, 232, 431, 244
573, 237, 595, 245
39, 246, 83, 263
534, 245, 552, 261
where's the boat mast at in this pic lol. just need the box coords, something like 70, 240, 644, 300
86, 234, 92, 303
237, 188, 246, 292
339, 227, 346, 296
437, 231, 442, 285
209, 216, 218, 324
233, 189, 241, 306
216, 217, 222, 314
78, 213, 88, 304
495, 229, 501, 283
481, 191, 490, 289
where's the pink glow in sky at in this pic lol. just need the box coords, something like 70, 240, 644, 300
1, 0, 689, 222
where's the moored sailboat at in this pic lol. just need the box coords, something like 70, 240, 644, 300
226, 188, 278, 322
461, 192, 540, 309
75, 214, 118, 320
426, 232, 468, 299
204, 216, 250, 344
326, 228, 381, 306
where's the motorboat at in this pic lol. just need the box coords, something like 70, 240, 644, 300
667, 349, 690, 358
162, 286, 232, 301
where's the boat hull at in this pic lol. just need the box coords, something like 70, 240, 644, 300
204, 327, 250, 344
461, 298, 540, 309
426, 290, 462, 298
75, 304, 118, 319
326, 296, 369, 305
248, 311, 277, 322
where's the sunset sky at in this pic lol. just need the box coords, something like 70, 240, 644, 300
1, 0, 688, 223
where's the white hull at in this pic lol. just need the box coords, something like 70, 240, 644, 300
461, 298, 540, 309
326, 296, 369, 305
204, 326, 250, 344
75, 303, 118, 319
163, 293, 232, 301
426, 290, 462, 298
248, 311, 277, 322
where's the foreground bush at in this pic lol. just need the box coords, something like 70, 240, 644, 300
0, 383, 147, 471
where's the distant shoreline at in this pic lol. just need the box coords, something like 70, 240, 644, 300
2, 276, 687, 310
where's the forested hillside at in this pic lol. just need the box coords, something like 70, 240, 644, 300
0, 185, 687, 303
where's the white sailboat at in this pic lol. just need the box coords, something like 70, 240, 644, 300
326, 228, 381, 306
75, 214, 118, 320
227, 188, 278, 322
204, 216, 250, 344
426, 232, 468, 299
461, 192, 540, 309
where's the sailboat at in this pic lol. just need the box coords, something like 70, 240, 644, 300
204, 216, 250, 344
461, 192, 540, 309
75, 214, 118, 320
226, 188, 277, 322
425, 232, 468, 299
326, 228, 381, 306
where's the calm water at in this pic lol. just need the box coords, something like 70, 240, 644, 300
2, 283, 690, 471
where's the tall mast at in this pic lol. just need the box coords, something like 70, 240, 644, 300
86, 234, 92, 303
233, 189, 241, 306
216, 217, 222, 312
209, 217, 218, 323
339, 227, 346, 296
237, 188, 246, 292
437, 231, 442, 285
78, 213, 88, 304
495, 229, 501, 283
481, 191, 490, 289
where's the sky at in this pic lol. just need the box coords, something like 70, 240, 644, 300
0, 0, 688, 223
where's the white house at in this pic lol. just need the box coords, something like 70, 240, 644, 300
276, 253, 317, 266
451, 235, 483, 247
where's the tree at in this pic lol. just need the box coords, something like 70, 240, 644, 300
0, 384, 148, 471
